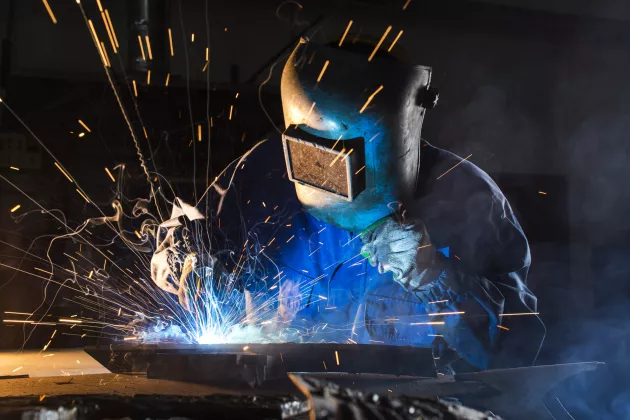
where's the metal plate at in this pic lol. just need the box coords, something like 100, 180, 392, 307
85, 343, 437, 381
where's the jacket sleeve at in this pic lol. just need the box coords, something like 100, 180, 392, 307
407, 184, 545, 370
410, 262, 543, 370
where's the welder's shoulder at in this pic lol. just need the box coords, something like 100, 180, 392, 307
418, 141, 529, 272
421, 141, 509, 211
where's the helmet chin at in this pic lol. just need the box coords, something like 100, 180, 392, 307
295, 183, 394, 233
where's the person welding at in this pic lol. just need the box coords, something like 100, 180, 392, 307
152, 37, 545, 373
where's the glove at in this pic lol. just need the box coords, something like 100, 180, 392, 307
360, 216, 437, 292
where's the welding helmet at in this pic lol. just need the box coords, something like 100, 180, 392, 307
281, 38, 436, 232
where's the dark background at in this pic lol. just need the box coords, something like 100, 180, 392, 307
0, 0, 629, 416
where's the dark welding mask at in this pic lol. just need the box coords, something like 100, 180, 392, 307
281, 38, 436, 232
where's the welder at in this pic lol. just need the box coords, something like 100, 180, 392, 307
272, 37, 544, 372
154, 37, 545, 372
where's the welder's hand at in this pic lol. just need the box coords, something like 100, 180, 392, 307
360, 216, 435, 291
277, 279, 302, 325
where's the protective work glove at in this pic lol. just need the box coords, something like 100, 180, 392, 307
360, 216, 439, 292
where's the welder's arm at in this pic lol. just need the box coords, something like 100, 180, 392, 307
360, 217, 543, 370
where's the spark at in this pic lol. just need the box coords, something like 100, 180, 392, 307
3, 320, 33, 324
264, 216, 271, 223
96, 0, 103, 12
331, 134, 343, 150
428, 299, 449, 304
104, 10, 119, 48
4, 311, 33, 315
34, 267, 53, 275
165, 73, 171, 86
305, 101, 316, 126
497, 325, 510, 331
267, 237, 276, 246
104, 167, 115, 182
41, 0, 57, 24
235, 92, 239, 99
12, 366, 23, 372
40, 395, 46, 402
78, 132, 85, 138
339, 20, 353, 47
317, 60, 330, 83
229, 105, 234, 120
428, 311, 464, 316
409, 321, 445, 325
335, 350, 340, 365
202, 61, 209, 72
54, 162, 73, 183
418, 244, 432, 249
369, 340, 384, 343
500, 312, 540, 316
147, 69, 151, 85
87, 20, 108, 67
145, 35, 153, 60
76, 189, 90, 203
43, 354, 54, 358
308, 246, 322, 256
539, 191, 547, 195
132, 80, 138, 97
323, 361, 327, 370
191, 33, 195, 43
123, 336, 138, 341
402, 0, 412, 10
59, 318, 82, 324
286, 235, 295, 243
10, 204, 21, 213
243, 345, 249, 351
197, 124, 202, 141
388, 389, 393, 392
9, 166, 19, 171
137, 35, 146, 61
101, 11, 117, 53
318, 295, 327, 300
388, 30, 404, 52
347, 338, 357, 344
368, 132, 381, 142
100, 41, 111, 67
359, 85, 384, 113
78, 119, 91, 132
76, 360, 81, 364
205, 47, 209, 61
168, 28, 174, 56
354, 165, 365, 175
436, 154, 472, 180
134, 230, 141, 239
328, 148, 346, 167
117, 308, 121, 316
368, 26, 392, 62
428, 334, 443, 337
